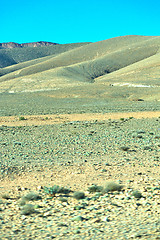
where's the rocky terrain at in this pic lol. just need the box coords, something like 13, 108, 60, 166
0, 114, 160, 239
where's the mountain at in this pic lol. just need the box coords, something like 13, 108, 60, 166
0, 35, 160, 101
0, 42, 90, 68
0, 41, 58, 49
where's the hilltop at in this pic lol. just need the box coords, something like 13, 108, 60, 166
0, 41, 58, 49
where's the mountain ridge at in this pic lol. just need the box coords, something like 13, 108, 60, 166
0, 42, 90, 68
0, 41, 58, 49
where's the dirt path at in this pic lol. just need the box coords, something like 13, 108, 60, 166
0, 111, 160, 126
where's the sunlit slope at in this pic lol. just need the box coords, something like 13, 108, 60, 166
0, 36, 156, 78
0, 36, 159, 82
96, 52, 160, 86
0, 35, 160, 93
0, 55, 58, 77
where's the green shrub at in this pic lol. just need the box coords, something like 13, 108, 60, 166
44, 185, 71, 197
19, 116, 26, 121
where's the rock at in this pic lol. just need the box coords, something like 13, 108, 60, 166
37, 186, 43, 190
102, 216, 110, 222
101, 169, 107, 172
57, 223, 68, 227
71, 216, 84, 221
74, 205, 85, 210
120, 146, 130, 151
132, 190, 143, 199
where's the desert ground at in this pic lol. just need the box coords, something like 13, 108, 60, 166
0, 36, 160, 239
0, 109, 159, 240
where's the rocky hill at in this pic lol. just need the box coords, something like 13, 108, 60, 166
0, 42, 90, 68
0, 41, 58, 49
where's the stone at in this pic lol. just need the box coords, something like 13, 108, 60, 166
71, 216, 84, 221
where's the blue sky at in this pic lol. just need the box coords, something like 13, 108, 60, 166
1, 0, 160, 44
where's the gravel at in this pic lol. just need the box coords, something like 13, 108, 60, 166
0, 117, 159, 176
0, 117, 159, 239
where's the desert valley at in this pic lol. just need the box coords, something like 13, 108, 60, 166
0, 35, 159, 239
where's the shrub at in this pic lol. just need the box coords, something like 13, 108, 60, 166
44, 185, 71, 197
88, 184, 103, 193
103, 182, 123, 193
132, 190, 143, 199
18, 200, 26, 206
73, 191, 85, 200
58, 197, 68, 202
120, 146, 130, 151
19, 116, 26, 121
21, 204, 37, 215
22, 192, 41, 201
1, 194, 11, 200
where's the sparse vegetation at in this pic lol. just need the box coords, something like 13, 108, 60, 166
44, 185, 71, 197
0, 35, 160, 240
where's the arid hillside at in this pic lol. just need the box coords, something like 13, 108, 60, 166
0, 35, 160, 102
0, 42, 90, 68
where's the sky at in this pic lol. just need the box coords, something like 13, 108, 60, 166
1, 0, 160, 44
